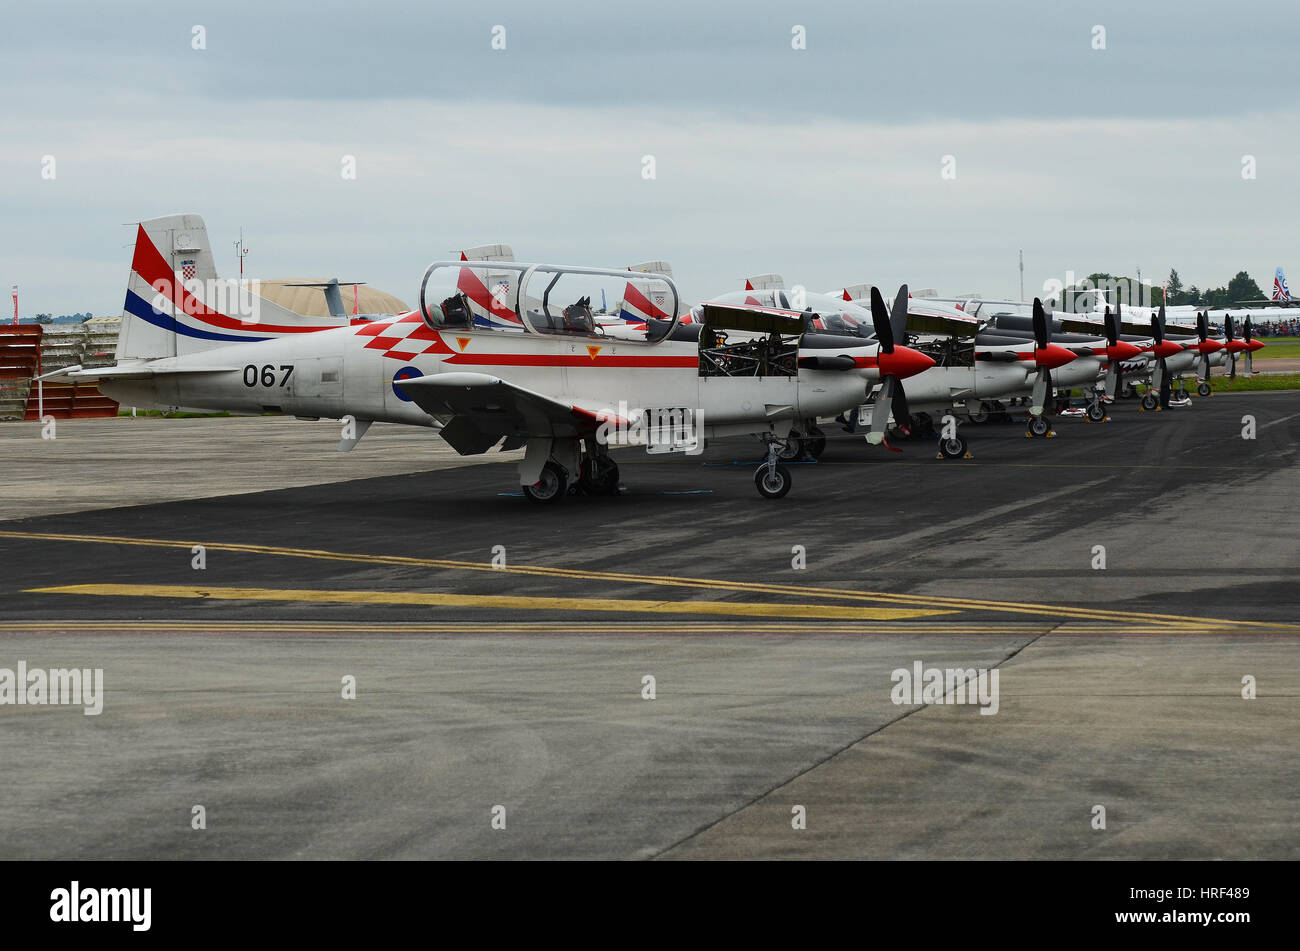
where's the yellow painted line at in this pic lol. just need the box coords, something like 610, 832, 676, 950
0, 621, 1245, 636
3, 529, 1293, 631
25, 584, 952, 621
0, 621, 1040, 633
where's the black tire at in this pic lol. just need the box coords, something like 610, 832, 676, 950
1086, 402, 1106, 422
777, 431, 804, 461
1196, 382, 1211, 397
1140, 393, 1159, 411
578, 456, 620, 495
1028, 415, 1051, 437
805, 426, 827, 459
754, 463, 792, 499
522, 461, 567, 503
967, 402, 990, 424
939, 435, 967, 459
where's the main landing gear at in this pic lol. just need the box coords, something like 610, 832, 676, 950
521, 439, 621, 504
522, 460, 568, 503
777, 425, 827, 461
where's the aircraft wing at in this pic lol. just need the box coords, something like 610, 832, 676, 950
903, 307, 980, 338
699, 303, 804, 335
396, 371, 628, 455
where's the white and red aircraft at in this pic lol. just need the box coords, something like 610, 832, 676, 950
43, 215, 937, 501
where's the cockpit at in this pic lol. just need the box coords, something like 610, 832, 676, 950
418, 261, 682, 343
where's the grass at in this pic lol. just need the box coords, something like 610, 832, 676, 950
1137, 373, 1300, 394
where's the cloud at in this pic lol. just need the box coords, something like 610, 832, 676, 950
1, 2, 1296, 313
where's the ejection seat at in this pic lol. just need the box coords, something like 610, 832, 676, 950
440, 292, 473, 328
561, 296, 595, 333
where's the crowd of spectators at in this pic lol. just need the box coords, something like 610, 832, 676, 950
1250, 316, 1300, 337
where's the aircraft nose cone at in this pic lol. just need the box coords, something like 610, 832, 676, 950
1225, 339, 1248, 353
1035, 343, 1076, 370
1154, 340, 1184, 358
1198, 339, 1223, 353
1109, 341, 1143, 361
878, 345, 936, 379
1247, 339, 1265, 352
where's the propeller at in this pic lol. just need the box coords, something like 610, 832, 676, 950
1150, 305, 1169, 396
866, 285, 914, 446
1103, 307, 1120, 399
1029, 297, 1054, 416
1196, 311, 1212, 380
1225, 314, 1237, 380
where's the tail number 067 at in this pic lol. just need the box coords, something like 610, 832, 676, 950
243, 364, 294, 387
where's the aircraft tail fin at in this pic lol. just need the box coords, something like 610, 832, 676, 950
1274, 267, 1291, 302
117, 214, 343, 362
618, 262, 677, 323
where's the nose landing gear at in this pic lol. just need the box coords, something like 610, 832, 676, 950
755, 434, 793, 499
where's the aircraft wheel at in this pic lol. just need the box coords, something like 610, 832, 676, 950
1196, 382, 1212, 397
523, 461, 567, 503
967, 402, 990, 424
1028, 415, 1051, 437
754, 463, 792, 499
938, 435, 967, 459
1085, 402, 1106, 422
805, 427, 827, 459
777, 431, 804, 461
1140, 393, 1159, 411
1120, 382, 1135, 399
579, 456, 620, 495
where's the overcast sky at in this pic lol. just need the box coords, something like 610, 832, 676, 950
1, 0, 1297, 315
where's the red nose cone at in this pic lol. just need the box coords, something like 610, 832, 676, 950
1108, 341, 1143, 361
1153, 340, 1184, 359
1197, 339, 1223, 353
1225, 339, 1248, 353
878, 345, 936, 379
1247, 339, 1265, 352
1035, 343, 1076, 370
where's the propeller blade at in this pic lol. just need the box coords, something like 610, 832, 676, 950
1224, 314, 1235, 342
1150, 312, 1163, 344
869, 287, 894, 353
1228, 351, 1237, 380
1245, 316, 1253, 342
1197, 311, 1208, 342
890, 285, 909, 348
892, 379, 912, 436
1104, 307, 1119, 347
1030, 368, 1049, 416
866, 377, 895, 445
1032, 298, 1048, 349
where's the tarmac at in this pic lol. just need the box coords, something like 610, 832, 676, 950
0, 392, 1297, 859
